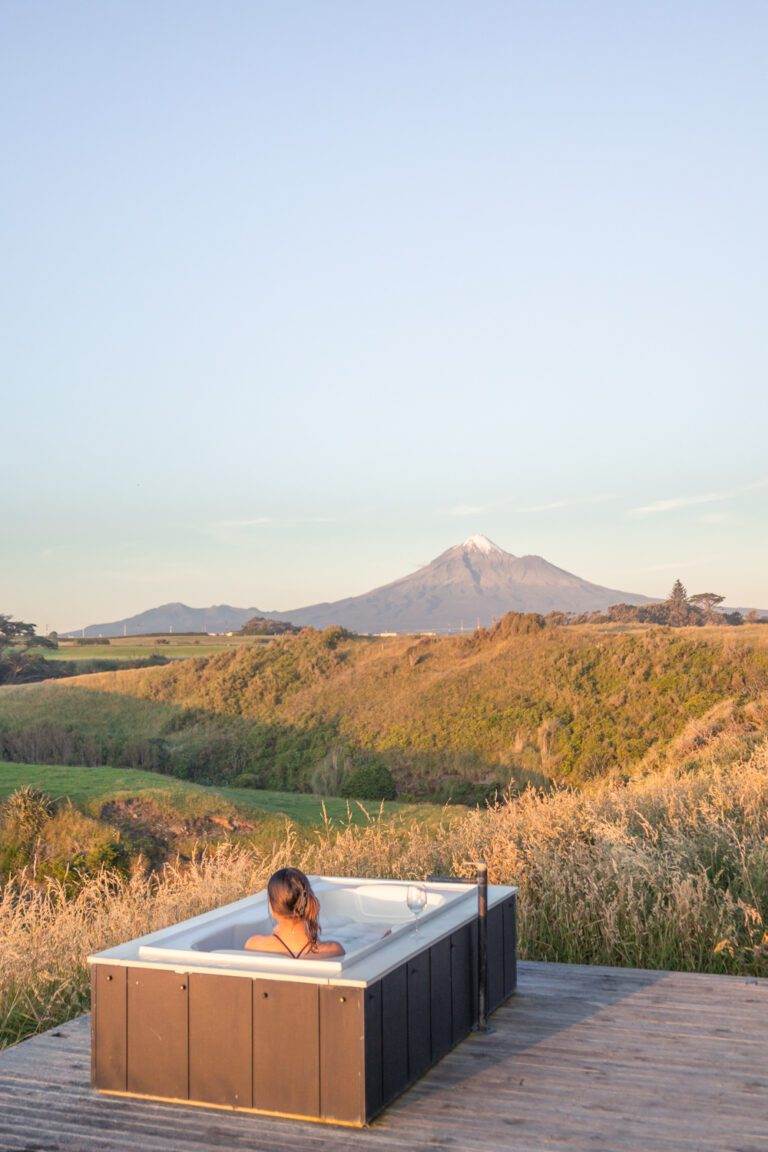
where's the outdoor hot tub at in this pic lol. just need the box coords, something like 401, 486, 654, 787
89, 874, 517, 1126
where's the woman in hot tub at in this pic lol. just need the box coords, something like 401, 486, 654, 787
244, 868, 347, 958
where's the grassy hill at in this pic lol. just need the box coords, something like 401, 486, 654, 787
0, 760, 445, 898
2, 619, 768, 799
0, 762, 439, 826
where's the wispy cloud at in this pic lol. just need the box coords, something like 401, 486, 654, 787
632, 557, 717, 574
214, 516, 335, 529
443, 493, 616, 517
217, 517, 274, 527
698, 512, 729, 525
525, 494, 617, 513
631, 478, 768, 517
443, 503, 489, 517
631, 492, 729, 516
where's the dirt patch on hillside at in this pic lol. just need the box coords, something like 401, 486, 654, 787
98, 795, 255, 866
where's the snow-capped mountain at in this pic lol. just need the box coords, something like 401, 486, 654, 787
269, 535, 653, 633
68, 536, 653, 637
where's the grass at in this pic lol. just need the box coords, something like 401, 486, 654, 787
0, 761, 443, 828
3, 719, 768, 1049
0, 682, 183, 739
29, 633, 263, 664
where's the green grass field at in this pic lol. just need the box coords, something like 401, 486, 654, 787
29, 633, 265, 664
0, 761, 445, 827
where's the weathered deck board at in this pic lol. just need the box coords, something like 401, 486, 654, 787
0, 960, 765, 1151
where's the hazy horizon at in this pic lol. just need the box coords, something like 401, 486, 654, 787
3, 3, 767, 631
55, 526, 767, 635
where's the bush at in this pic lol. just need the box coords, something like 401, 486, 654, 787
488, 612, 546, 639
231, 772, 263, 789
340, 761, 397, 801
439, 777, 506, 805
0, 790, 129, 889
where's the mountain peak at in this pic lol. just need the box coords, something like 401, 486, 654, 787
462, 533, 504, 556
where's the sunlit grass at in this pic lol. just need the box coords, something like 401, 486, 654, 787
27, 633, 263, 664
3, 737, 767, 1048
0, 762, 443, 827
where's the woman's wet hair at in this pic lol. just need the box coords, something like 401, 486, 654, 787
267, 868, 321, 948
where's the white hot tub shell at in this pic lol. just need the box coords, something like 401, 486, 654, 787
136, 876, 473, 975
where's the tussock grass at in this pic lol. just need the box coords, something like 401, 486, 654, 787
3, 742, 767, 1049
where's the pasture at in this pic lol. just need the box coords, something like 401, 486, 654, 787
0, 761, 444, 828
31, 633, 265, 664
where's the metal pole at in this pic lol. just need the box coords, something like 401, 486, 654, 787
476, 862, 488, 1032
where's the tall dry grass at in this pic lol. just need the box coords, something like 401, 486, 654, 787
2, 743, 768, 1048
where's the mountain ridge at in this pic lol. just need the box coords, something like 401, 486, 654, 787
67, 602, 264, 638
66, 535, 656, 636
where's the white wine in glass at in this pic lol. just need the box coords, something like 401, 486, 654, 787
406, 884, 427, 934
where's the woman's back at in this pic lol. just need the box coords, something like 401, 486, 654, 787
244, 926, 344, 958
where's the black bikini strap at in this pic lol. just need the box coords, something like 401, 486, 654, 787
273, 932, 314, 959
273, 932, 296, 957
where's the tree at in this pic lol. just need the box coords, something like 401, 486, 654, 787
667, 580, 691, 627
689, 593, 725, 623
0, 615, 54, 684
0, 615, 37, 649
240, 615, 301, 636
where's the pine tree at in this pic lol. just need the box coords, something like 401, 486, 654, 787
667, 580, 690, 626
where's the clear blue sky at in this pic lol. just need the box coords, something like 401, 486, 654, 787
2, 2, 766, 631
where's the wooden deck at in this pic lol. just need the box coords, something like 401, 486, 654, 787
0, 960, 765, 1151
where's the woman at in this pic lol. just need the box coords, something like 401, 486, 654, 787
245, 867, 345, 958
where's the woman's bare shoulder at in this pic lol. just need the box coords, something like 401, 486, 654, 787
244, 933, 280, 952
314, 939, 345, 957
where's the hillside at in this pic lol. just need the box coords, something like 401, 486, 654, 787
0, 761, 443, 912
3, 619, 768, 799
0, 764, 434, 827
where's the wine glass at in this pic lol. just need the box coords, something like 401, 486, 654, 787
406, 884, 427, 934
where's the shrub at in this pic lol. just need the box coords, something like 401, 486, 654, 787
0, 790, 129, 889
340, 761, 397, 800
490, 612, 547, 638
230, 772, 263, 789
439, 777, 505, 805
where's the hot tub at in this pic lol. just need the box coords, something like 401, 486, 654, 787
89, 874, 517, 1126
